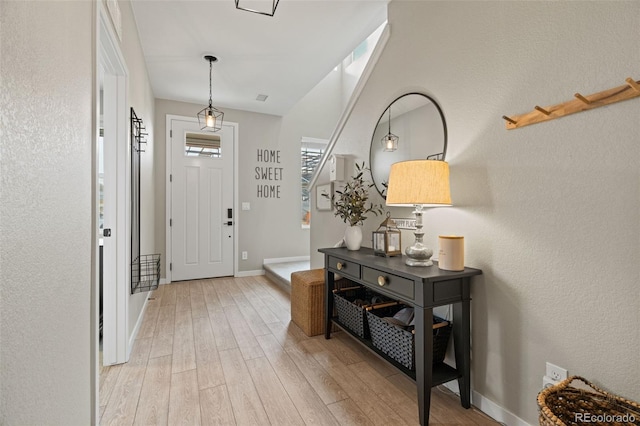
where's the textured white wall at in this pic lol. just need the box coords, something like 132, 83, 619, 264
0, 1, 93, 424
311, 1, 640, 423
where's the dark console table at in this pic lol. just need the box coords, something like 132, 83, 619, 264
319, 247, 482, 425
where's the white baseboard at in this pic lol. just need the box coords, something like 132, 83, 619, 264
159, 278, 169, 285
235, 269, 265, 277
127, 296, 150, 358
472, 390, 530, 426
442, 382, 530, 426
263, 255, 310, 265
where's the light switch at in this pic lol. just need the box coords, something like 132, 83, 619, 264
242, 202, 251, 211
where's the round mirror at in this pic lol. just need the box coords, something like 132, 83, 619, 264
369, 93, 447, 198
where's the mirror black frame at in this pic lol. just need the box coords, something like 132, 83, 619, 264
369, 92, 448, 198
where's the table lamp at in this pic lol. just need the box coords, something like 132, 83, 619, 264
385, 160, 451, 266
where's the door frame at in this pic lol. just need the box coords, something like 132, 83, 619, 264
96, 2, 130, 370
165, 115, 239, 282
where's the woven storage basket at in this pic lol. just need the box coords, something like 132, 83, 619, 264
290, 269, 326, 337
333, 288, 370, 338
291, 269, 348, 336
538, 376, 640, 426
366, 305, 451, 371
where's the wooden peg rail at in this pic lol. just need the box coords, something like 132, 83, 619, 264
502, 77, 640, 130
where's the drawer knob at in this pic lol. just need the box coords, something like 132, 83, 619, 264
336, 262, 344, 271
377, 276, 387, 286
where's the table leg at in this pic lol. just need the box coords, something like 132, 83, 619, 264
414, 306, 433, 425
324, 267, 334, 339
453, 299, 471, 408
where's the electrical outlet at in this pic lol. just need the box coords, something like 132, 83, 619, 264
542, 375, 557, 389
546, 362, 568, 382
242, 251, 248, 260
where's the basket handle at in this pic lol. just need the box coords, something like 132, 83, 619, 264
332, 285, 362, 293
365, 301, 400, 311
433, 320, 449, 330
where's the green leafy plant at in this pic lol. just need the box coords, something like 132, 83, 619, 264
322, 162, 384, 226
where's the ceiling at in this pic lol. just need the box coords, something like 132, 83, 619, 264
131, 0, 389, 116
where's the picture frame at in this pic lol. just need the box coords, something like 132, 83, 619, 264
316, 183, 333, 211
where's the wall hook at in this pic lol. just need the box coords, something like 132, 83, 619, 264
502, 115, 517, 125
534, 106, 551, 116
574, 93, 591, 104
626, 77, 640, 92
503, 76, 640, 129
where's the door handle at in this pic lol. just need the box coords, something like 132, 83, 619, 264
223, 221, 233, 226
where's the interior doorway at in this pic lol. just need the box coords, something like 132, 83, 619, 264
96, 6, 129, 370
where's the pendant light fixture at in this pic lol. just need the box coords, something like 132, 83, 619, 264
235, 0, 279, 17
381, 107, 399, 152
197, 55, 224, 132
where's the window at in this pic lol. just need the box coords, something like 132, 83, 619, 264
185, 132, 221, 157
301, 138, 328, 228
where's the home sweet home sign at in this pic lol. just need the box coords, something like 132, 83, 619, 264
255, 149, 283, 198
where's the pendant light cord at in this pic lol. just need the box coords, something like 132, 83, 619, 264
208, 58, 213, 109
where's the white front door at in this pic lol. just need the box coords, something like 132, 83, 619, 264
170, 118, 235, 280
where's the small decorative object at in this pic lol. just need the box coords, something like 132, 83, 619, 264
322, 162, 384, 251
344, 226, 363, 251
316, 183, 332, 211
538, 376, 640, 426
373, 212, 401, 257
329, 154, 345, 182
438, 235, 464, 271
386, 160, 452, 266
391, 217, 417, 230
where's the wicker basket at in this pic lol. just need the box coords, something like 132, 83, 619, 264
366, 305, 451, 371
333, 288, 370, 338
538, 376, 640, 426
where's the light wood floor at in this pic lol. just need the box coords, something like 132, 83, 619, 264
99, 275, 498, 425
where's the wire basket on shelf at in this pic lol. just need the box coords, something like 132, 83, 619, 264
131, 254, 161, 294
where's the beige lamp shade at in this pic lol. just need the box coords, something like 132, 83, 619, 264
386, 160, 452, 206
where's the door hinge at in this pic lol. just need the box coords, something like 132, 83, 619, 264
170, 263, 172, 271
170, 129, 172, 138
170, 218, 172, 226
170, 174, 172, 182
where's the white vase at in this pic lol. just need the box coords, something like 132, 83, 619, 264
344, 225, 363, 251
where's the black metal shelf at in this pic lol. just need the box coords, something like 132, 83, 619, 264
130, 108, 156, 295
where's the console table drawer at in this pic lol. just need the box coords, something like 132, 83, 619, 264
328, 256, 361, 280
362, 267, 414, 300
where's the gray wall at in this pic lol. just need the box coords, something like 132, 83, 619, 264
154, 61, 344, 276
1, 2, 93, 423
311, 1, 640, 424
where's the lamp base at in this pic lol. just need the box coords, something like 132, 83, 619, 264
404, 243, 434, 267
405, 257, 433, 267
